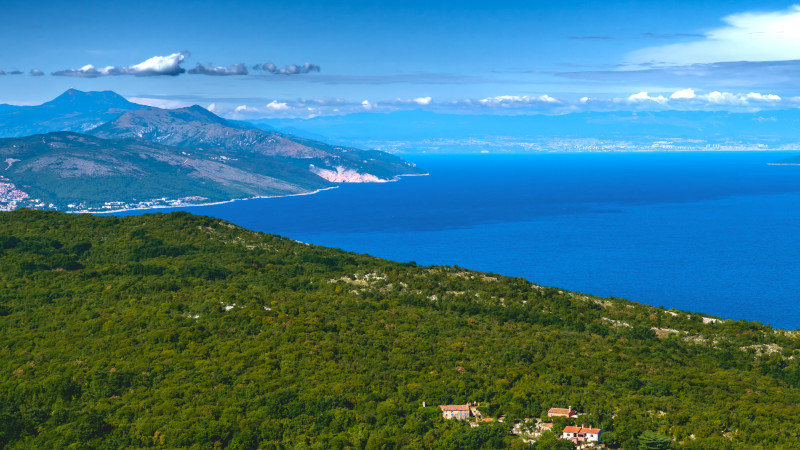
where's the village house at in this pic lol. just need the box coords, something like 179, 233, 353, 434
561, 425, 602, 444
438, 402, 481, 420
547, 406, 579, 418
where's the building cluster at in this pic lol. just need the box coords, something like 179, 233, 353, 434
0, 176, 32, 211
438, 403, 603, 448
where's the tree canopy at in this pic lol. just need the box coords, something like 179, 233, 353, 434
1, 210, 799, 448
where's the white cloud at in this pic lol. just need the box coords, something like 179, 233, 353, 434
627, 91, 668, 104
479, 94, 560, 105
53, 52, 188, 77
627, 5, 800, 66
386, 97, 434, 106
146, 89, 796, 121
699, 91, 740, 104
266, 101, 289, 111
670, 88, 696, 99
617, 89, 783, 108
695, 91, 781, 105
128, 52, 187, 76
746, 92, 781, 101
538, 95, 559, 103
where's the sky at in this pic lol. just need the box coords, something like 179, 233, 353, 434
2, 0, 800, 117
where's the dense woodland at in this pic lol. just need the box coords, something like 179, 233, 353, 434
2, 210, 800, 449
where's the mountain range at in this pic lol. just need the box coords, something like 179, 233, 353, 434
89, 105, 421, 182
0, 90, 424, 211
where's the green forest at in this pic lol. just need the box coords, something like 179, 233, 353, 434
2, 210, 800, 449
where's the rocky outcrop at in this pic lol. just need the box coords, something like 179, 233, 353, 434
310, 165, 392, 183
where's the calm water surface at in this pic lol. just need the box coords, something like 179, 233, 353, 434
113, 152, 800, 329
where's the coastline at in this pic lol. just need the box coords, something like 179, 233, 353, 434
72, 172, 428, 215
74, 185, 340, 215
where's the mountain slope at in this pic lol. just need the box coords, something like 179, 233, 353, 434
90, 106, 425, 182
1, 210, 800, 448
0, 89, 148, 137
0, 132, 332, 210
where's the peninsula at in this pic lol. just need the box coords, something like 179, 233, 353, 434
0, 90, 424, 212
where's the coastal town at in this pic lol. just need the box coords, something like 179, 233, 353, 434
0, 176, 212, 213
67, 196, 212, 213
438, 403, 605, 448
0, 175, 50, 211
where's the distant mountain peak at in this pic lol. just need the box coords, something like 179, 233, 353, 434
43, 89, 143, 111
182, 104, 230, 122
0, 90, 149, 138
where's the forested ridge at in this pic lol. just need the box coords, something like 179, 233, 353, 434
1, 210, 799, 449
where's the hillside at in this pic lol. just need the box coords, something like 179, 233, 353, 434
90, 106, 425, 182
2, 210, 800, 448
0, 132, 331, 211
0, 89, 148, 138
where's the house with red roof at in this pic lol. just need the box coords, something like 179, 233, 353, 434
547, 406, 579, 418
561, 425, 602, 444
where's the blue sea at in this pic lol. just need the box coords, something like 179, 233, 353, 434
113, 152, 800, 329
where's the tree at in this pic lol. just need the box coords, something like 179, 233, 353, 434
599, 431, 619, 447
534, 430, 574, 450
639, 431, 671, 450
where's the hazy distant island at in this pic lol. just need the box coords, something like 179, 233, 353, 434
0, 90, 425, 212
255, 109, 800, 154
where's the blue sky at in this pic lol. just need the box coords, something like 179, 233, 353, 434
2, 0, 800, 117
